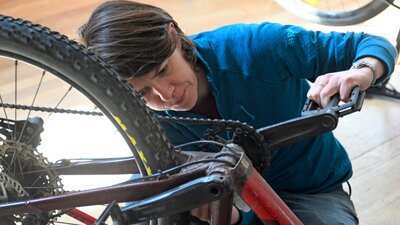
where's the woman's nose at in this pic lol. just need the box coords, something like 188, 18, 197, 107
153, 83, 173, 101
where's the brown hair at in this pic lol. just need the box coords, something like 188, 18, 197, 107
78, 0, 196, 79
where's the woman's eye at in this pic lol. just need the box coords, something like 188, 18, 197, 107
158, 64, 168, 76
137, 89, 147, 98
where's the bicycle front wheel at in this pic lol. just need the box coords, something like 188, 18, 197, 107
275, 0, 391, 26
0, 15, 178, 224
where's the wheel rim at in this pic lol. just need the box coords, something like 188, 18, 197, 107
275, 0, 390, 25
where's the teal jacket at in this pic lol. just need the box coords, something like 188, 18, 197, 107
156, 22, 397, 224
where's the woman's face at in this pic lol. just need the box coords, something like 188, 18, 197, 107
128, 47, 200, 111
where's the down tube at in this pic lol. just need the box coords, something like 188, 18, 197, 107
240, 168, 303, 225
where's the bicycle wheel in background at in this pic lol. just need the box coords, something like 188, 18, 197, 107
0, 15, 179, 224
274, 0, 392, 26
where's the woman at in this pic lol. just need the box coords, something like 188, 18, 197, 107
78, 1, 397, 224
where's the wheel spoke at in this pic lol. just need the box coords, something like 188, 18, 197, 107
14, 60, 17, 142
16, 71, 46, 144
49, 85, 72, 117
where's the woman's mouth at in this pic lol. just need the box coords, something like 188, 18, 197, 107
174, 88, 187, 107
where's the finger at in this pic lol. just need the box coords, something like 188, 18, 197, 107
198, 205, 207, 221
200, 204, 211, 221
191, 204, 211, 221
231, 206, 241, 224
307, 82, 327, 108
191, 207, 200, 218
320, 83, 338, 108
339, 83, 353, 103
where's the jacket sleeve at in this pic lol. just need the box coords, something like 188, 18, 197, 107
280, 25, 397, 84
263, 23, 397, 84
220, 22, 398, 84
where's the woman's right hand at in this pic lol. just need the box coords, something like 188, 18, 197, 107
191, 204, 240, 224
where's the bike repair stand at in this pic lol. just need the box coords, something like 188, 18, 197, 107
365, 26, 400, 100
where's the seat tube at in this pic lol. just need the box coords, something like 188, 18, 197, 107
231, 151, 303, 225
238, 168, 303, 225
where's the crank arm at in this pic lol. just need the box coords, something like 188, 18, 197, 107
257, 112, 338, 151
258, 87, 365, 150
121, 172, 233, 223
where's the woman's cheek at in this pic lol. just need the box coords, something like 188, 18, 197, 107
145, 97, 164, 111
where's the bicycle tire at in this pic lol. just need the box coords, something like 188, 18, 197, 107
275, 0, 391, 26
0, 15, 178, 224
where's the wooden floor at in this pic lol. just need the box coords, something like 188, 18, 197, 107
1, 0, 400, 224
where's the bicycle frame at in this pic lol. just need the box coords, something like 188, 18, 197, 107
0, 88, 365, 225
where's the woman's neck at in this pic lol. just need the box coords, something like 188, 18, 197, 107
195, 62, 210, 105
190, 91, 220, 119
190, 63, 220, 119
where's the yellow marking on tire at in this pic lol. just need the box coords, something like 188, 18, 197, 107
114, 116, 152, 175
114, 116, 127, 131
128, 135, 137, 146
138, 150, 152, 175
114, 116, 137, 145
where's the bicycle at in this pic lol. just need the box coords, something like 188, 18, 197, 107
274, 0, 399, 26
0, 14, 367, 225
275, 0, 400, 101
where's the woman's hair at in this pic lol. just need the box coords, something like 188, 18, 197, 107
78, 0, 196, 79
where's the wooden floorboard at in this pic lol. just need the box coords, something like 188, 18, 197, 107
1, 0, 399, 224
351, 136, 400, 208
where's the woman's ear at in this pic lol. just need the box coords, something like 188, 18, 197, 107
167, 22, 177, 35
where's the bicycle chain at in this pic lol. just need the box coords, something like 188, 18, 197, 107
0, 103, 103, 116
156, 115, 271, 172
